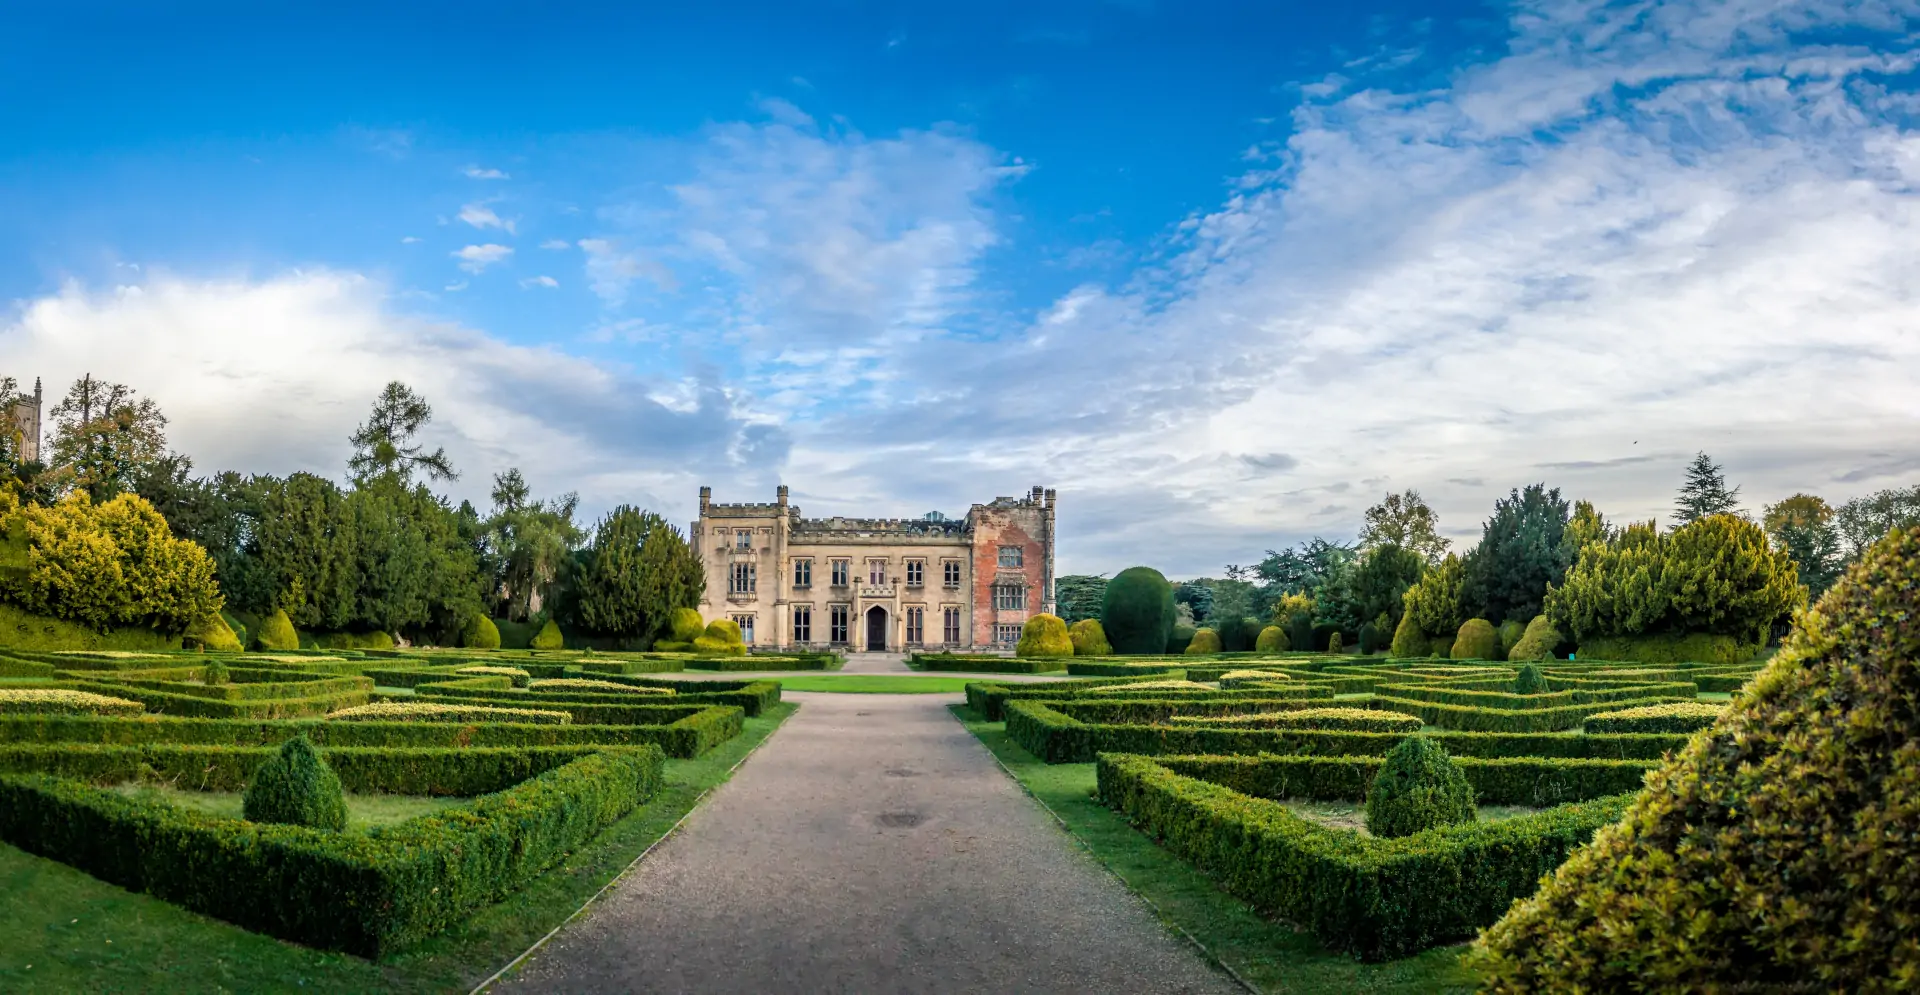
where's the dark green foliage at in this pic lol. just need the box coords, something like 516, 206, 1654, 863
1460, 484, 1573, 625
1165, 623, 1196, 654
1478, 525, 1920, 991
1576, 632, 1761, 664
1054, 574, 1110, 624
1172, 580, 1215, 624
1512, 663, 1547, 695
346, 381, 456, 485
1835, 484, 1920, 558
1498, 619, 1526, 658
1370, 694, 1689, 733
1450, 618, 1499, 660
242, 735, 346, 831
1548, 516, 1804, 644
1356, 619, 1380, 654
1365, 736, 1476, 838
912, 653, 1067, 674
1102, 566, 1177, 655
462, 613, 501, 649
1351, 543, 1426, 628
1098, 753, 1634, 960
1155, 752, 1651, 808
1214, 615, 1261, 652
1673, 451, 1742, 525
568, 506, 703, 641
0, 745, 665, 956
1287, 612, 1315, 655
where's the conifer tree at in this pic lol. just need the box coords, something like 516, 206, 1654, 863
1675, 452, 1742, 525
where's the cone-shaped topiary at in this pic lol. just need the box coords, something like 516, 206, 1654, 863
1389, 607, 1429, 658
1068, 618, 1112, 656
1184, 627, 1223, 654
1016, 613, 1074, 657
669, 607, 705, 643
530, 618, 565, 650
255, 608, 299, 651
1507, 614, 1561, 661
1512, 662, 1547, 695
462, 612, 501, 649
202, 658, 230, 685
1327, 631, 1345, 654
1165, 623, 1196, 654
1101, 566, 1177, 655
692, 618, 746, 655
184, 613, 243, 652
242, 735, 347, 831
1255, 625, 1288, 653
1450, 618, 1499, 660
1365, 736, 1477, 839
1473, 526, 1920, 991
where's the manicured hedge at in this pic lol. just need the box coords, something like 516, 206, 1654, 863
411, 693, 706, 731
455, 666, 532, 687
529, 678, 674, 695
573, 657, 688, 675
327, 702, 569, 724
0, 689, 145, 716
0, 706, 745, 758
0, 742, 614, 794
1582, 701, 1726, 734
1368, 694, 1692, 733
1096, 752, 1636, 960
963, 677, 1333, 721
1150, 753, 1655, 808
0, 656, 56, 678
96, 672, 372, 703
1044, 697, 1342, 725
913, 654, 1068, 674
1065, 661, 1186, 677
1003, 701, 1689, 764
61, 680, 371, 720
687, 653, 838, 671
571, 676, 782, 717
1372, 681, 1698, 711
0, 745, 665, 956
361, 667, 471, 688
1169, 707, 1423, 733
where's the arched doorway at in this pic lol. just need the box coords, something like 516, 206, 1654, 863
865, 605, 889, 651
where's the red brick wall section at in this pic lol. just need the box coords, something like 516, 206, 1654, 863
970, 509, 1048, 647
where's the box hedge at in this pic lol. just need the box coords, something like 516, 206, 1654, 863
327, 702, 570, 725
1169, 707, 1423, 733
1580, 700, 1726, 734
61, 680, 371, 720
0, 744, 665, 956
912, 654, 1066, 675
1367, 694, 1691, 733
0, 689, 145, 716
1150, 753, 1655, 808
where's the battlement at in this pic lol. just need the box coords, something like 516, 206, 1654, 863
793, 516, 969, 537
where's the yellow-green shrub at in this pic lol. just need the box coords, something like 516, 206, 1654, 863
530, 619, 565, 650
1327, 631, 1345, 654
256, 609, 299, 651
184, 613, 243, 652
461, 613, 501, 649
456, 665, 530, 687
1184, 627, 1222, 654
0, 688, 145, 716
668, 607, 705, 643
1255, 625, 1289, 653
691, 618, 745, 656
325, 701, 570, 724
1068, 618, 1112, 656
528, 678, 672, 695
1016, 613, 1074, 658
0, 490, 222, 632
1497, 619, 1526, 659
1507, 615, 1560, 661
1581, 700, 1725, 734
1450, 618, 1499, 660
1389, 608, 1430, 658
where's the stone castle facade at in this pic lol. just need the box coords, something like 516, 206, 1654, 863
693, 485, 1057, 651
6, 377, 42, 463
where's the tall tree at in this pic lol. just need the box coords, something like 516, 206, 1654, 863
1764, 493, 1843, 597
1359, 490, 1450, 564
1253, 538, 1355, 597
569, 505, 702, 641
347, 381, 457, 484
1053, 574, 1108, 624
1675, 452, 1742, 526
1835, 485, 1920, 559
1172, 581, 1215, 624
482, 468, 582, 621
1351, 543, 1427, 628
47, 374, 169, 501
1461, 483, 1574, 625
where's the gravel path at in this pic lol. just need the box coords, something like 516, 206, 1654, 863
491, 692, 1240, 994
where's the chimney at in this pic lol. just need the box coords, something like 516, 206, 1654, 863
698, 486, 712, 515
776, 484, 789, 508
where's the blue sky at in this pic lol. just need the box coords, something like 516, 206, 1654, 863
4, 0, 1919, 575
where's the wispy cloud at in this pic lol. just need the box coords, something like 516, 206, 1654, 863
452, 244, 512, 273
458, 202, 516, 234
577, 238, 674, 305
399, 236, 421, 244
539, 239, 571, 251
464, 165, 510, 180
520, 275, 559, 289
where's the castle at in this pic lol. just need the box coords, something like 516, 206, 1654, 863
6, 377, 42, 463
693, 485, 1057, 651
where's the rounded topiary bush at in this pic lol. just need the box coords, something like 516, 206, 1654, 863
1450, 618, 1499, 660
1255, 625, 1288, 653
202, 658, 230, 686
1184, 627, 1223, 654
1473, 525, 1920, 991
1365, 736, 1477, 839
1389, 609, 1429, 658
1068, 618, 1113, 656
692, 618, 746, 655
1327, 631, 1345, 654
1101, 566, 1176, 655
1512, 662, 1548, 695
1016, 613, 1074, 657
255, 609, 299, 651
462, 613, 501, 650
1507, 615, 1561, 661
242, 735, 347, 832
1165, 623, 1197, 654
530, 618, 566, 650
184, 613, 243, 652
668, 607, 705, 643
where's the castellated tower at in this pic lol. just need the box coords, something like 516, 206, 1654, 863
691, 484, 1057, 652
6, 377, 43, 463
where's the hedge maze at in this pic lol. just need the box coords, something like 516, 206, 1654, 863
0, 644, 777, 957
965, 653, 1762, 961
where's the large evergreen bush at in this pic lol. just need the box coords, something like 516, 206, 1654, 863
0, 490, 223, 632
1068, 618, 1112, 656
1506, 614, 1560, 661
1364, 736, 1477, 838
242, 735, 347, 832
1184, 627, 1223, 654
1497, 619, 1526, 659
1101, 566, 1176, 655
1255, 624, 1288, 653
1450, 618, 1499, 660
1165, 623, 1196, 654
1389, 608, 1429, 658
255, 608, 299, 650
530, 618, 565, 650
1015, 613, 1074, 657
461, 612, 501, 649
1474, 526, 1920, 991
1512, 662, 1547, 695
184, 613, 243, 652
692, 618, 745, 655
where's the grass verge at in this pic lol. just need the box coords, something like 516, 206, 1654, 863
0, 702, 800, 994
951, 704, 1480, 994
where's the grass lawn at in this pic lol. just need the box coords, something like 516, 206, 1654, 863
951, 704, 1480, 994
0, 701, 800, 994
769, 674, 975, 694
107, 785, 466, 832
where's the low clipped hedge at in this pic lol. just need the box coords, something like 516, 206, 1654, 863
912, 654, 1067, 674
573, 657, 688, 675
529, 678, 673, 695
963, 677, 1331, 721
1582, 701, 1726, 734
0, 706, 745, 758
1368, 694, 1693, 733
1169, 707, 1423, 733
93, 671, 373, 703
0, 742, 612, 795
1372, 681, 1698, 711
0, 656, 56, 678
1096, 752, 1636, 960
362, 667, 472, 688
0, 745, 665, 956
0, 689, 145, 716
60, 680, 371, 720
685, 655, 835, 672
1003, 700, 1690, 764
1150, 752, 1654, 808
327, 702, 569, 724
454, 666, 532, 687
568, 676, 782, 717
1064, 661, 1187, 677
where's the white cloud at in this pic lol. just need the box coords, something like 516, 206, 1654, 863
464, 165, 510, 180
0, 273, 779, 518
577, 238, 674, 305
539, 239, 571, 250
399, 236, 421, 244
458, 202, 516, 234
520, 275, 559, 289
452, 243, 512, 273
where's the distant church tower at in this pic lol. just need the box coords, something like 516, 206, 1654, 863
7, 377, 43, 463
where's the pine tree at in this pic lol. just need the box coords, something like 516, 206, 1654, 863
1675, 452, 1742, 525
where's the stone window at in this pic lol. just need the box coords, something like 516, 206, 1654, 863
998, 545, 1023, 568
735, 530, 753, 551
729, 562, 756, 595
731, 614, 756, 645
792, 558, 812, 588
829, 604, 850, 644
943, 607, 962, 644
906, 606, 924, 644
792, 605, 812, 643
831, 559, 850, 586
905, 559, 924, 587
867, 559, 887, 585
993, 584, 1026, 611
943, 559, 962, 588
995, 623, 1021, 644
